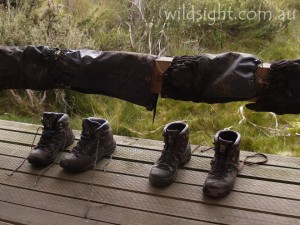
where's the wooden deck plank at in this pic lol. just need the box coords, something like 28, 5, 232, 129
0, 201, 111, 225
0, 222, 15, 225
0, 119, 300, 225
111, 146, 300, 184
0, 135, 299, 185
0, 185, 207, 225
1, 145, 299, 200
0, 171, 298, 225
0, 120, 299, 169
0, 223, 14, 225
1, 156, 300, 219
112, 135, 300, 168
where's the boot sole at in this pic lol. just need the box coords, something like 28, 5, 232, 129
28, 134, 75, 167
61, 144, 116, 173
149, 150, 191, 188
149, 170, 178, 188
203, 184, 234, 198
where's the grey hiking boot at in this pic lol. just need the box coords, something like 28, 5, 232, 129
27, 112, 75, 166
149, 121, 191, 187
60, 118, 116, 172
203, 130, 241, 198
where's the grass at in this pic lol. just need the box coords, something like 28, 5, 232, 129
1, 94, 299, 157
0, 0, 299, 157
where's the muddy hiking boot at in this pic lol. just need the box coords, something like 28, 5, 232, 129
27, 112, 75, 166
60, 118, 116, 172
203, 130, 241, 198
149, 121, 191, 187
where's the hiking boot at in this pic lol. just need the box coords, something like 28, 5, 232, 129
60, 118, 116, 172
27, 112, 75, 166
203, 130, 241, 198
149, 121, 191, 187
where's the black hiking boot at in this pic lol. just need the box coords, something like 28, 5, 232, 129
27, 112, 75, 166
203, 130, 241, 198
149, 121, 191, 187
60, 118, 116, 172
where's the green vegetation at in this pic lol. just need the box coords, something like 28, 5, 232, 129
0, 0, 299, 156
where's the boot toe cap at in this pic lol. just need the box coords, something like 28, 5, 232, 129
27, 149, 52, 166
149, 166, 176, 187
60, 154, 77, 169
203, 178, 234, 198
60, 153, 91, 172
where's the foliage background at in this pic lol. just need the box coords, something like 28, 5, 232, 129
0, 0, 299, 156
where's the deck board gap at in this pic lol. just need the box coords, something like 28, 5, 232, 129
0, 200, 114, 224
1, 154, 299, 186
0, 184, 213, 224
2, 166, 299, 201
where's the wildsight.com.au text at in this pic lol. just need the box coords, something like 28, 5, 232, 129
161, 4, 297, 25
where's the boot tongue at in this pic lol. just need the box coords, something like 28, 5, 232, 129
167, 129, 180, 144
218, 137, 233, 154
82, 118, 101, 137
42, 113, 60, 130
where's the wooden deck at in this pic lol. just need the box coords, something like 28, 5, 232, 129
0, 119, 299, 225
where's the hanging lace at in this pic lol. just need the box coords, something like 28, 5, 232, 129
84, 139, 100, 219
237, 153, 268, 171
205, 146, 268, 172
33, 130, 67, 186
7, 127, 43, 176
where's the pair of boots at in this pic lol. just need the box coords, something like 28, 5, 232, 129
149, 121, 240, 198
29, 113, 240, 197
28, 112, 116, 172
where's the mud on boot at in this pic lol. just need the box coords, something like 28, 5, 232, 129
27, 112, 75, 166
203, 130, 241, 198
149, 121, 191, 187
60, 118, 116, 172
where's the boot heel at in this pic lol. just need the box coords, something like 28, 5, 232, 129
180, 145, 192, 166
180, 154, 191, 167
104, 143, 116, 157
66, 134, 75, 148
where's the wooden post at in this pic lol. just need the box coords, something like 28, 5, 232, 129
151, 57, 172, 94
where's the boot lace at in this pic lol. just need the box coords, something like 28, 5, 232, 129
238, 153, 268, 171
205, 145, 268, 174
35, 129, 59, 151
7, 127, 66, 181
84, 138, 99, 219
71, 135, 92, 157
7, 126, 44, 176
158, 141, 180, 168
33, 128, 67, 186
209, 144, 239, 177
209, 155, 232, 179
7, 126, 68, 187
84, 138, 115, 220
